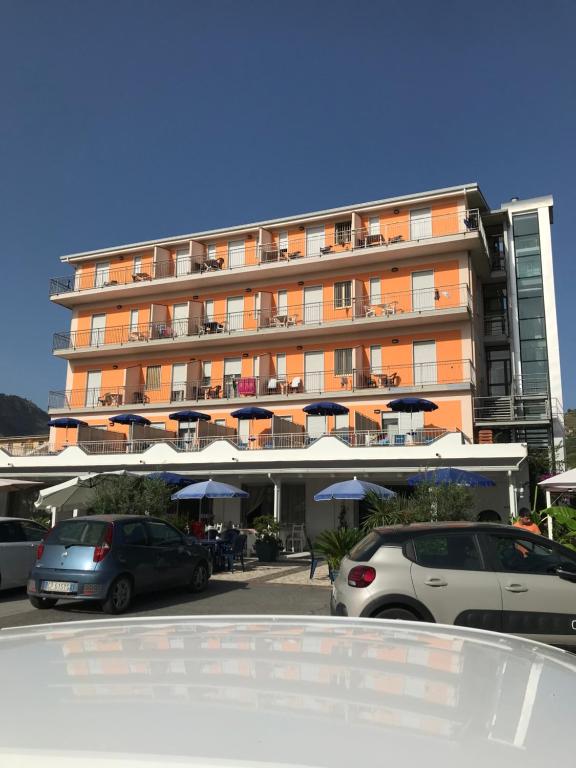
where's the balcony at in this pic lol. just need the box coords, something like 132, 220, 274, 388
48, 210, 481, 302
483, 314, 509, 338
52, 284, 471, 357
474, 397, 551, 425
48, 359, 475, 411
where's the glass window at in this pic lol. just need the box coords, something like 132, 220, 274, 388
48, 520, 108, 547
334, 348, 353, 375
0, 521, 24, 543
521, 360, 549, 380
20, 521, 47, 542
413, 533, 483, 570
335, 221, 352, 244
514, 234, 541, 257
516, 254, 542, 278
513, 213, 539, 237
521, 339, 548, 362
145, 365, 161, 390
276, 353, 286, 379
369, 278, 381, 304
517, 276, 543, 299
519, 317, 546, 340
518, 296, 545, 319
349, 531, 384, 562
146, 520, 183, 546
202, 361, 212, 385
122, 521, 148, 546
489, 534, 576, 574
334, 281, 352, 309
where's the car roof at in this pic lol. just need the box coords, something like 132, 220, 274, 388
375, 521, 520, 536
0, 617, 574, 765
55, 514, 158, 523
0, 517, 45, 525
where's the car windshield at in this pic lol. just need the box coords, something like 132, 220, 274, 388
47, 520, 109, 547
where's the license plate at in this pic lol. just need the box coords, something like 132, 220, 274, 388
42, 581, 77, 593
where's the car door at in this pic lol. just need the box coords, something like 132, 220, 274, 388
0, 521, 35, 589
483, 531, 576, 646
145, 520, 191, 588
409, 531, 502, 630
116, 520, 156, 594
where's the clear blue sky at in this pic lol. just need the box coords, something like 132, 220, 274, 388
1, 0, 575, 409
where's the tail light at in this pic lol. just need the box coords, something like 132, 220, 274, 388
93, 524, 114, 563
36, 543, 45, 561
348, 565, 376, 588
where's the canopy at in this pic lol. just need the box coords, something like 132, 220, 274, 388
147, 471, 195, 488
314, 477, 396, 501
408, 467, 495, 487
387, 398, 438, 413
0, 478, 42, 492
172, 479, 248, 501
109, 414, 151, 426
34, 470, 139, 512
169, 410, 211, 422
538, 468, 576, 492
230, 407, 274, 420
303, 402, 349, 416
47, 418, 88, 428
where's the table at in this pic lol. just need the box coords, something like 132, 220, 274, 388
128, 331, 149, 342
376, 300, 398, 316
272, 314, 296, 327
132, 272, 151, 282
201, 321, 225, 334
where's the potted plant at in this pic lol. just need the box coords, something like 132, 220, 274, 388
253, 515, 283, 562
314, 528, 364, 582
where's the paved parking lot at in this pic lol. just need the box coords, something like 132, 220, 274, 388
0, 560, 331, 630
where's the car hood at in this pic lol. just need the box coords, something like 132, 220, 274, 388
0, 616, 574, 767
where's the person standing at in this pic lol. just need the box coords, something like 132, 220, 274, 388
514, 509, 542, 535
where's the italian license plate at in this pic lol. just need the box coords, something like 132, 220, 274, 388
42, 581, 77, 593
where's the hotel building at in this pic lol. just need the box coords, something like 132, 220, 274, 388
0, 184, 563, 533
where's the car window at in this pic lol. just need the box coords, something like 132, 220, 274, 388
0, 521, 25, 543
412, 533, 483, 570
48, 520, 108, 547
122, 521, 148, 546
146, 521, 182, 546
20, 521, 47, 542
489, 534, 576, 575
349, 531, 384, 562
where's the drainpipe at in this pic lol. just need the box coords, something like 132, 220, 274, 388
268, 473, 281, 523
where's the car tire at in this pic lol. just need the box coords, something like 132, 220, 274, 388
373, 607, 420, 621
188, 561, 210, 593
29, 596, 58, 610
101, 576, 133, 615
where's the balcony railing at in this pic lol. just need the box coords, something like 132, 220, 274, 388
48, 360, 475, 410
474, 396, 551, 423
52, 284, 471, 352
41, 428, 450, 456
49, 210, 480, 296
484, 314, 508, 337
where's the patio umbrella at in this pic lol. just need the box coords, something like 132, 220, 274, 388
34, 470, 139, 513
231, 406, 274, 445
171, 479, 248, 530
147, 471, 195, 488
303, 402, 349, 436
407, 467, 495, 487
109, 413, 151, 443
169, 410, 211, 446
314, 476, 395, 528
0, 478, 42, 492
387, 397, 438, 434
47, 417, 88, 444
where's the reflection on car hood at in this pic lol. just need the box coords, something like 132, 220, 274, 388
0, 616, 574, 767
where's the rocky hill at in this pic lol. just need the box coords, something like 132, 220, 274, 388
0, 394, 49, 437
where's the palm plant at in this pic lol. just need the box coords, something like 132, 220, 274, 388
314, 528, 365, 572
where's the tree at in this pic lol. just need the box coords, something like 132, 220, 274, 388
90, 475, 172, 517
362, 483, 473, 531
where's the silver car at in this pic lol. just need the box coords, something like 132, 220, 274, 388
331, 521, 576, 648
0, 517, 47, 591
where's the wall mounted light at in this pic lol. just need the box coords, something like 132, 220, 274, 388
190, 358, 196, 362
374, 409, 381, 414
116, 305, 123, 309
245, 287, 252, 293
391, 339, 399, 345
391, 267, 399, 272
296, 345, 303, 351
393, 208, 400, 215
242, 352, 249, 358
192, 295, 199, 300
297, 281, 304, 286
298, 225, 305, 231
112, 364, 119, 369
119, 255, 125, 261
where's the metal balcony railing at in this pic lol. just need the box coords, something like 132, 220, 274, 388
484, 314, 508, 337
48, 360, 475, 410
49, 210, 480, 296
47, 428, 450, 456
474, 396, 551, 423
52, 284, 471, 351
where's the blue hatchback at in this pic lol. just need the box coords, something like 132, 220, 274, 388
27, 515, 212, 614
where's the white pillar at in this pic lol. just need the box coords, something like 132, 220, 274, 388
545, 490, 553, 540
72, 508, 79, 518
50, 506, 58, 528
508, 472, 517, 522
273, 481, 281, 523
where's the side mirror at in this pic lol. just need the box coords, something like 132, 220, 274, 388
556, 566, 576, 583
184, 535, 197, 546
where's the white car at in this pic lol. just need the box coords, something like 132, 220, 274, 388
0, 517, 47, 591
0, 616, 574, 767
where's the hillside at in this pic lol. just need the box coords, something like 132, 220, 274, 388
0, 394, 49, 437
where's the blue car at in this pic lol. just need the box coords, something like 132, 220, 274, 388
27, 514, 212, 614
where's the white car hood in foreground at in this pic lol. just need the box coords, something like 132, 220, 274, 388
0, 616, 574, 767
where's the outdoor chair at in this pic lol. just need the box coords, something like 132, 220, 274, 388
307, 536, 325, 579
225, 534, 247, 572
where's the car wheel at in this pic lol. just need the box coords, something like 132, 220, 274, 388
29, 596, 58, 610
188, 562, 209, 593
373, 607, 420, 621
102, 576, 133, 615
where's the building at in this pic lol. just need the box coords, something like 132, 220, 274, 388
0, 184, 563, 534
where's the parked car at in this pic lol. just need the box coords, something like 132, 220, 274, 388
0, 616, 574, 766
0, 517, 47, 591
27, 514, 211, 614
331, 521, 576, 648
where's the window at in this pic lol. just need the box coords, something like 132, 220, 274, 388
145, 365, 161, 390
370, 345, 382, 373
369, 278, 381, 305
335, 220, 352, 245
146, 520, 183, 546
207, 244, 216, 260
412, 533, 483, 570
204, 299, 214, 321
214, 419, 226, 427
133, 255, 142, 274
368, 216, 380, 236
334, 281, 352, 309
334, 348, 353, 375
129, 309, 139, 332
489, 534, 576, 575
277, 290, 288, 315
94, 261, 110, 288
278, 230, 288, 252
48, 520, 108, 547
20, 521, 46, 542
279, 415, 293, 423
202, 361, 212, 385
122, 521, 148, 546
487, 347, 511, 396
0, 521, 24, 542
276, 353, 286, 380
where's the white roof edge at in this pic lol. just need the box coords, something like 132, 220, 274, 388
497, 194, 554, 212
59, 183, 482, 263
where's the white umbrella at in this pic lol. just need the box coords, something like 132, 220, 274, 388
0, 478, 42, 491
34, 470, 138, 512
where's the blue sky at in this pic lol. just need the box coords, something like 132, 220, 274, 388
1, 0, 575, 409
